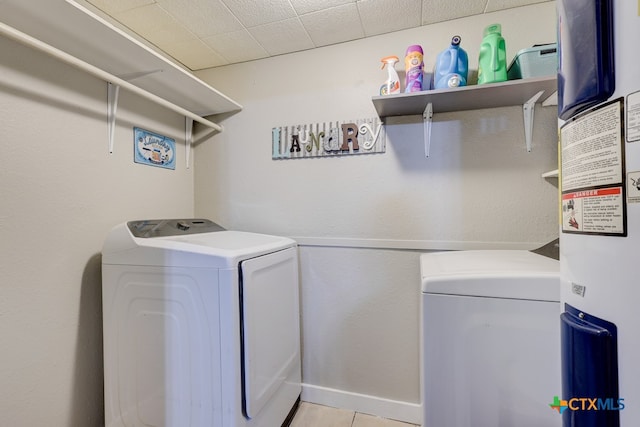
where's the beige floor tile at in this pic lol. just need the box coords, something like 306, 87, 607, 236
290, 402, 355, 427
351, 412, 418, 427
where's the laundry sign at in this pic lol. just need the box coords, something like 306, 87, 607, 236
134, 127, 176, 170
272, 118, 385, 159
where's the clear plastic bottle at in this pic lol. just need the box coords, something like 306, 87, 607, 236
379, 56, 401, 95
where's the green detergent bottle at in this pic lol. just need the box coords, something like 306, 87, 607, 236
477, 24, 507, 85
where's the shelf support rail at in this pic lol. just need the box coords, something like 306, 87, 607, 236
185, 118, 193, 169
0, 20, 224, 151
423, 102, 433, 157
107, 83, 119, 154
523, 90, 544, 152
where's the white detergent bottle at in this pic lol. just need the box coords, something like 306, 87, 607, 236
379, 55, 401, 95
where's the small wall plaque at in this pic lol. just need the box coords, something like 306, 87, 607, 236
134, 127, 176, 170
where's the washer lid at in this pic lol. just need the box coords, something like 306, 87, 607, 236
420, 250, 559, 301
102, 221, 295, 268
127, 218, 225, 237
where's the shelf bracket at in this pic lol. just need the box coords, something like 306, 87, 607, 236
523, 90, 543, 152
423, 102, 433, 157
107, 82, 120, 154
542, 90, 558, 107
185, 117, 193, 169
117, 69, 163, 82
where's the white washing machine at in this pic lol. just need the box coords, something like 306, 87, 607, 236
101, 219, 301, 427
421, 250, 561, 427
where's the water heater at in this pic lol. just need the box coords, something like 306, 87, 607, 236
558, 1, 640, 426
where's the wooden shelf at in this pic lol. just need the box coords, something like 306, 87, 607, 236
372, 76, 556, 117
0, 0, 242, 117
371, 76, 557, 156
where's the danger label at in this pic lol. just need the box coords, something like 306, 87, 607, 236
562, 187, 625, 234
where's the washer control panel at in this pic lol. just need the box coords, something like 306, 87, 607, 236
127, 218, 225, 238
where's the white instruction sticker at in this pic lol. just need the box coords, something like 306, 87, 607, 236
628, 171, 640, 203
627, 91, 640, 142
561, 100, 624, 192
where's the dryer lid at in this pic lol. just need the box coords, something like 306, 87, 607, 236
420, 250, 560, 301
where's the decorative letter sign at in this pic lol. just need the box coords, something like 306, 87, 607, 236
272, 118, 385, 159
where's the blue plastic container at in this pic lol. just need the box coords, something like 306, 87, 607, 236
561, 304, 620, 427
433, 36, 468, 89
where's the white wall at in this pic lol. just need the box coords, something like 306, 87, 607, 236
0, 3, 559, 425
195, 2, 559, 423
0, 36, 194, 425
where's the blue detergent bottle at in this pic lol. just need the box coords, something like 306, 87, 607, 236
433, 35, 468, 89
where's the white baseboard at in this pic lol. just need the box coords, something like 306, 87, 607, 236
301, 383, 422, 426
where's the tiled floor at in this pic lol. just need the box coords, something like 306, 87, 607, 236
290, 402, 418, 427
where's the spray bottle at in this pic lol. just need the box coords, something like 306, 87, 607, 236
379, 56, 401, 95
477, 24, 507, 85
433, 35, 468, 89
404, 45, 424, 93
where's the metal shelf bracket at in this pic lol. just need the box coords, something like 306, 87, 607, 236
523, 90, 544, 152
107, 82, 119, 154
423, 102, 433, 157
185, 117, 193, 169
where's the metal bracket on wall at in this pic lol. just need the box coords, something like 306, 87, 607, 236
107, 82, 119, 154
423, 102, 433, 157
185, 117, 193, 169
523, 90, 544, 152
107, 71, 165, 155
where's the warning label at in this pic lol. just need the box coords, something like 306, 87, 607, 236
561, 99, 627, 236
562, 187, 625, 235
627, 91, 640, 142
628, 171, 640, 203
561, 100, 623, 192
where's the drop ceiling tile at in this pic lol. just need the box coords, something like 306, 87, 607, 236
86, 0, 154, 15
248, 18, 314, 56
485, 0, 550, 12
161, 37, 229, 70
115, 3, 196, 45
300, 3, 364, 47
202, 30, 269, 63
156, 0, 243, 37
358, 0, 422, 37
421, 0, 487, 25
290, 0, 355, 15
222, 0, 297, 27
82, 0, 554, 69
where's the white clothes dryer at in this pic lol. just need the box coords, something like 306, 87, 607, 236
421, 250, 561, 427
101, 219, 301, 427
